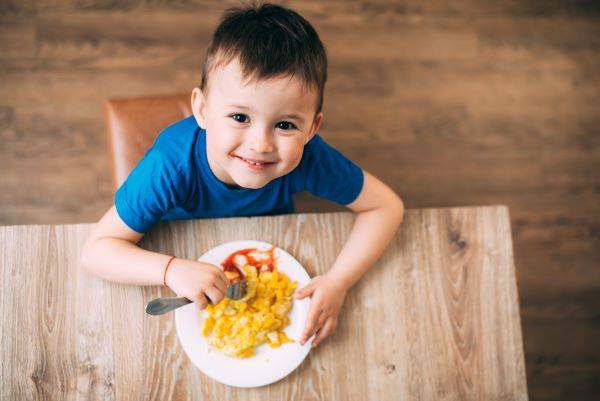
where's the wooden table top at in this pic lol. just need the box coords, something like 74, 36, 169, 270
0, 206, 528, 400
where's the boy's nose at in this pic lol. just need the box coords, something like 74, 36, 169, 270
248, 128, 275, 153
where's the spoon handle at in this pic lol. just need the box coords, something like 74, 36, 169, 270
145, 280, 247, 315
145, 296, 193, 315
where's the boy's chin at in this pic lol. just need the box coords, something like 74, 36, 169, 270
231, 174, 272, 190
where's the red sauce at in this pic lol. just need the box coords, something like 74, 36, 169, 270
221, 247, 276, 280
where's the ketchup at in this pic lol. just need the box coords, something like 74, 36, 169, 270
220, 247, 276, 279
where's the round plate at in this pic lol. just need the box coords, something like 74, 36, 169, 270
175, 240, 312, 388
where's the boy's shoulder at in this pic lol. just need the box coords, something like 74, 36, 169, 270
296, 133, 340, 168
296, 133, 325, 164
291, 133, 363, 205
153, 115, 199, 151
149, 116, 201, 170
304, 133, 324, 149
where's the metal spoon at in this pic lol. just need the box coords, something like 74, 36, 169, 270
145, 279, 247, 315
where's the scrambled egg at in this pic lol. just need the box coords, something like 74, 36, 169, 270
202, 262, 297, 358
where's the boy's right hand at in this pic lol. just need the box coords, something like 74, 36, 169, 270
165, 258, 229, 309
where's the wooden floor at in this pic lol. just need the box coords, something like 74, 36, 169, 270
1, 1, 598, 399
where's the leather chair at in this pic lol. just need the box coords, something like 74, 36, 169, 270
104, 92, 192, 189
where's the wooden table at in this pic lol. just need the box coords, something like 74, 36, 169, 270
0, 206, 528, 400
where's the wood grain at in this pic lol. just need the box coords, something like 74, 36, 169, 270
1, 1, 598, 399
0, 206, 527, 400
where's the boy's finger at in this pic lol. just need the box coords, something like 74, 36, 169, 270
215, 269, 229, 288
316, 311, 328, 328
294, 281, 316, 299
300, 307, 322, 345
207, 264, 229, 288
312, 329, 325, 348
193, 295, 208, 310
204, 286, 224, 305
212, 276, 227, 294
312, 318, 336, 347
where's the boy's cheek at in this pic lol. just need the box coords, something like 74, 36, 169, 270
207, 129, 240, 154
278, 135, 305, 155
282, 143, 305, 166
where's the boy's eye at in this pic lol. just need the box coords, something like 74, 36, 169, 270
275, 121, 297, 131
231, 113, 249, 123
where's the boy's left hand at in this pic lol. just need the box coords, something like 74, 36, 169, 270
294, 273, 347, 347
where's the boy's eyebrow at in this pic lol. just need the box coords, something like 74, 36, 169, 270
279, 114, 305, 123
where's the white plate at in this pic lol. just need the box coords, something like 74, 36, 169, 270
175, 240, 312, 388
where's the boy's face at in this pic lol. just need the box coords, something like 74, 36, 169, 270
192, 59, 323, 189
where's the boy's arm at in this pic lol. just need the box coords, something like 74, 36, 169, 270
81, 206, 228, 307
319, 170, 404, 289
81, 206, 170, 285
295, 171, 404, 346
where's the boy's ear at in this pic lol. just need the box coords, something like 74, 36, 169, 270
191, 87, 207, 129
306, 112, 323, 144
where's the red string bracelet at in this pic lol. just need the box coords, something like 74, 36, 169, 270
162, 256, 176, 288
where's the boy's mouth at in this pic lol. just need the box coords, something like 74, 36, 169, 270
233, 155, 277, 170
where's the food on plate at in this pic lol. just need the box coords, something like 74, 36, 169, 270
201, 247, 297, 358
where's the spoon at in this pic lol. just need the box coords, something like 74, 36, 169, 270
145, 279, 247, 315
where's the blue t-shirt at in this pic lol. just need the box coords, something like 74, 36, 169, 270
115, 116, 364, 233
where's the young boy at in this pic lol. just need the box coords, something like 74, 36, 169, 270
82, 3, 404, 348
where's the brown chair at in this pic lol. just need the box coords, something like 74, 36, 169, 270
104, 92, 192, 189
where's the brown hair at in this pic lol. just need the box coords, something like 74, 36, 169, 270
200, 2, 328, 113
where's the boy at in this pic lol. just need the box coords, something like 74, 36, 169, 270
82, 3, 404, 348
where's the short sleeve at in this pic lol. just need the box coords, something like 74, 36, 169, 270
114, 148, 190, 233
291, 135, 364, 205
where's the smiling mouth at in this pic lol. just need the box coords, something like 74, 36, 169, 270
233, 155, 277, 169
